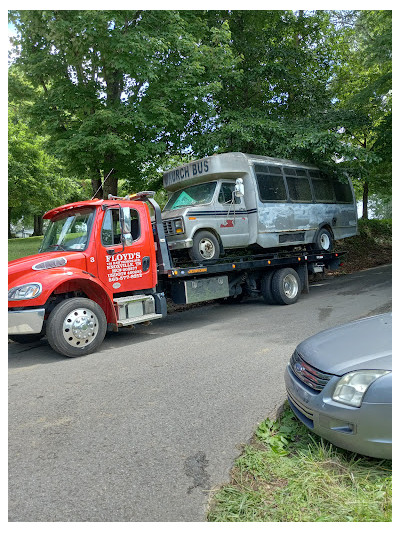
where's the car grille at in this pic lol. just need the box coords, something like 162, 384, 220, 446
163, 220, 175, 236
290, 350, 333, 391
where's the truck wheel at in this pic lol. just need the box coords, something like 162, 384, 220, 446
189, 231, 220, 262
46, 298, 107, 357
271, 268, 300, 305
312, 228, 333, 251
260, 270, 277, 304
9, 333, 44, 344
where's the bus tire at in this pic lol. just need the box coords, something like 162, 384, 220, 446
189, 231, 220, 262
46, 297, 107, 357
312, 227, 334, 251
260, 270, 277, 304
271, 268, 300, 305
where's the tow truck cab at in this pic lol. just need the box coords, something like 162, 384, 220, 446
8, 193, 169, 357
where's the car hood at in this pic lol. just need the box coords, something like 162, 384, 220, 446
296, 313, 392, 375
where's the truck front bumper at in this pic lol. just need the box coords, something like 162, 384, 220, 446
8, 309, 45, 335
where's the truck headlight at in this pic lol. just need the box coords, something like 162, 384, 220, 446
8, 283, 42, 301
174, 218, 184, 234
332, 370, 390, 407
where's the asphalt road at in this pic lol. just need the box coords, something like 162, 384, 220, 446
8, 264, 392, 522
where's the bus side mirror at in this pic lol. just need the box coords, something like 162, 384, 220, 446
235, 178, 244, 197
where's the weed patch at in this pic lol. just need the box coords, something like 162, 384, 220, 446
207, 404, 392, 522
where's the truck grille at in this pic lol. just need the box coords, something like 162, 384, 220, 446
163, 220, 175, 236
290, 350, 333, 391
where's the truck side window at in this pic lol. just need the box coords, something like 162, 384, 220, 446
101, 208, 141, 247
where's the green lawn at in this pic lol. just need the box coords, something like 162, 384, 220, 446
8, 236, 43, 262
207, 404, 392, 522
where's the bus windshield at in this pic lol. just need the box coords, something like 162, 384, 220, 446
164, 182, 217, 211
40, 208, 95, 252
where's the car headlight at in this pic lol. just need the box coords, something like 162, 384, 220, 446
332, 370, 390, 407
174, 218, 184, 234
8, 283, 42, 301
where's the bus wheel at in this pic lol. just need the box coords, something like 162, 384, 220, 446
46, 297, 107, 357
189, 231, 220, 262
271, 268, 300, 305
312, 228, 333, 251
260, 270, 277, 304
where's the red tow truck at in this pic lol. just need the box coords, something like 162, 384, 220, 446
8, 192, 344, 357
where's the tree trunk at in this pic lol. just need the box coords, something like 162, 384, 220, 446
33, 214, 43, 236
362, 181, 369, 219
8, 207, 13, 239
90, 168, 103, 199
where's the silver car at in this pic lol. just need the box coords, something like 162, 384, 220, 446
284, 313, 392, 459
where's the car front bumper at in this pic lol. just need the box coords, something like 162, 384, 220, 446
284, 364, 392, 460
8, 308, 45, 335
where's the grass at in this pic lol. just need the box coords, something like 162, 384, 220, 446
8, 236, 43, 261
207, 404, 392, 522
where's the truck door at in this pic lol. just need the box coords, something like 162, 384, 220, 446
97, 205, 157, 293
217, 182, 250, 247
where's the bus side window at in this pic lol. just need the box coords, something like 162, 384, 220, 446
255, 164, 287, 202
284, 168, 313, 202
332, 175, 353, 203
310, 171, 335, 203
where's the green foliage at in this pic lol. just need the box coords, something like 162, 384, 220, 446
9, 10, 235, 197
208, 403, 392, 522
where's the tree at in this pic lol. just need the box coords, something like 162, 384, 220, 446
8, 67, 84, 236
9, 10, 234, 198
330, 10, 392, 218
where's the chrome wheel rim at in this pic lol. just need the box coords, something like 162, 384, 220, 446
62, 307, 99, 347
283, 274, 298, 299
199, 238, 215, 259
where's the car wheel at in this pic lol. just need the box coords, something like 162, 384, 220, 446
189, 231, 220, 262
46, 297, 107, 357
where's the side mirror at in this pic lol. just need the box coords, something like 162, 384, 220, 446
234, 178, 244, 197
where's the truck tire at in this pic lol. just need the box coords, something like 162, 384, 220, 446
271, 268, 300, 305
189, 231, 220, 262
312, 227, 333, 251
260, 270, 277, 304
46, 297, 107, 357
9, 333, 44, 344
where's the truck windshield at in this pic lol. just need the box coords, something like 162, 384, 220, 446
164, 182, 217, 211
40, 208, 95, 252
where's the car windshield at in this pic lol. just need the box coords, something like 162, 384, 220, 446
164, 182, 217, 211
40, 208, 95, 252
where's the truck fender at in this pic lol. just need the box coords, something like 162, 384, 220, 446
16, 268, 117, 326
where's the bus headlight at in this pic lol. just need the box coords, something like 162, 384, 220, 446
174, 218, 185, 234
8, 283, 42, 301
332, 370, 390, 407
